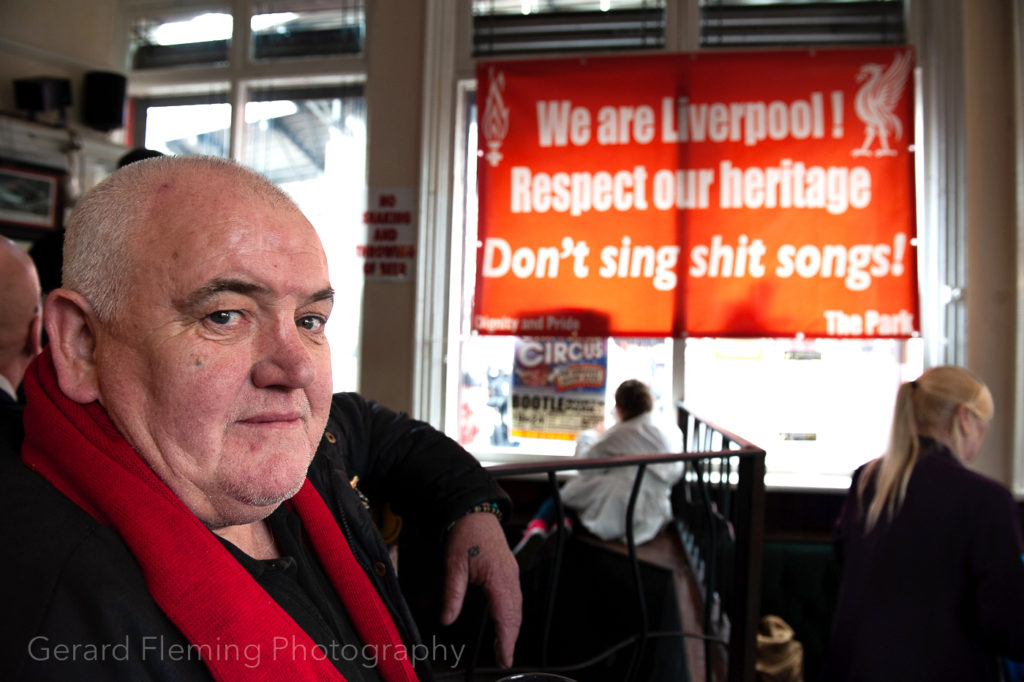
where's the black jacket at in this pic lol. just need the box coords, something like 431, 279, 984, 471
824, 437, 1024, 681
0, 392, 508, 680
0, 388, 23, 456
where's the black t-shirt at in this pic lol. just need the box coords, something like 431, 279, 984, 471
218, 505, 384, 682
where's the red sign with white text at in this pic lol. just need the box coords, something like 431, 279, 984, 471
474, 48, 918, 338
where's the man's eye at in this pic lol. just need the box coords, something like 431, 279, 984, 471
207, 310, 242, 326
298, 315, 325, 332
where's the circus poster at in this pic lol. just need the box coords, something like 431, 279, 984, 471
474, 48, 918, 338
510, 337, 608, 440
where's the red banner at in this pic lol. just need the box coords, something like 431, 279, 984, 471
474, 48, 918, 338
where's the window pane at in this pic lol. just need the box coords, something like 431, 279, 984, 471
251, 2, 365, 60
472, 0, 665, 56
683, 337, 923, 488
244, 86, 367, 392
130, 10, 232, 70
700, 0, 904, 48
142, 100, 232, 158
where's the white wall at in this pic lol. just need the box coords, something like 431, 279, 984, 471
963, 0, 1019, 484
358, 0, 426, 413
0, 0, 122, 131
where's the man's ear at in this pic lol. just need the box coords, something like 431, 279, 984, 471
45, 289, 101, 403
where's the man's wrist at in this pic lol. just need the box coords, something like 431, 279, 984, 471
446, 502, 503, 532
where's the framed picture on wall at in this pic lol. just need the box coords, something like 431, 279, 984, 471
0, 162, 63, 240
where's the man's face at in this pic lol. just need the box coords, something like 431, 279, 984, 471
93, 173, 334, 527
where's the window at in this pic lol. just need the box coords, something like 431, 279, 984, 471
436, 0, 925, 488
125, 1, 367, 392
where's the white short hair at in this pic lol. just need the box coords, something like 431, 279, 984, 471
63, 155, 299, 323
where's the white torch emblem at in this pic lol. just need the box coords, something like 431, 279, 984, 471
482, 68, 510, 168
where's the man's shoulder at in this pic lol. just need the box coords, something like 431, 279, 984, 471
0, 458, 198, 679
0, 453, 98, 548
330, 391, 370, 414
0, 456, 144, 609
328, 391, 403, 427
323, 392, 377, 436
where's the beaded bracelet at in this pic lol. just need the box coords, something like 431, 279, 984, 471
446, 502, 503, 532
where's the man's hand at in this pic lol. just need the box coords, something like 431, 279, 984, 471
441, 510, 522, 668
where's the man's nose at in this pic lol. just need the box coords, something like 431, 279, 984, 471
251, 320, 316, 389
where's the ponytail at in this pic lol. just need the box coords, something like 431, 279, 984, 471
859, 381, 920, 532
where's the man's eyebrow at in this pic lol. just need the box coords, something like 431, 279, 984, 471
180, 279, 334, 310
182, 279, 270, 310
307, 287, 335, 306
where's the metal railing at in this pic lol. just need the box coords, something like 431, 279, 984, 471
675, 403, 767, 682
454, 403, 765, 682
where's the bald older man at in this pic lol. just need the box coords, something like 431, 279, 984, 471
0, 156, 520, 680
0, 237, 42, 450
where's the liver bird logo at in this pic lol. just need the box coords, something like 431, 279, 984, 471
482, 68, 510, 168
853, 50, 913, 157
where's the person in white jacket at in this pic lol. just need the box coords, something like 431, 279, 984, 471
516, 380, 683, 549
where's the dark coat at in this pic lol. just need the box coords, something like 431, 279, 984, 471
0, 388, 23, 457
0, 392, 508, 680
824, 437, 1024, 681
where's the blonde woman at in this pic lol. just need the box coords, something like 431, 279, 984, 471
824, 366, 1024, 681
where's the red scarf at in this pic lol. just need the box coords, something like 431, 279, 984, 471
21, 349, 419, 682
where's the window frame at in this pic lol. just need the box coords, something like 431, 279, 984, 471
417, 0, 977, 489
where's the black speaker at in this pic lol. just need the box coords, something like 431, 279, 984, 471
82, 71, 127, 132
14, 77, 71, 113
